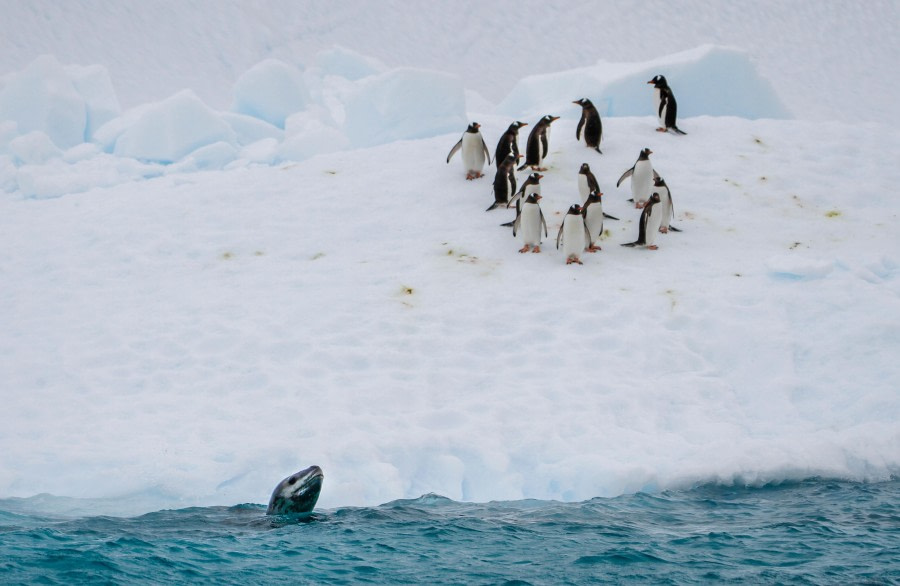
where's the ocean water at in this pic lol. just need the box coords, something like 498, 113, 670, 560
1, 478, 897, 585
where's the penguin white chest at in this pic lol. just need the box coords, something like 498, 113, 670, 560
584, 204, 604, 242
461, 132, 486, 173
562, 216, 586, 259
657, 187, 673, 229
520, 203, 543, 246
654, 88, 665, 124
644, 204, 663, 246
632, 161, 654, 205
577, 174, 590, 201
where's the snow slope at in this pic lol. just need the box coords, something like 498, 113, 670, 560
0, 1, 898, 515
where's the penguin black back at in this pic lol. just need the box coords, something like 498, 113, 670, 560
519, 115, 559, 171
648, 75, 686, 135
495, 121, 527, 169
573, 98, 603, 153
622, 193, 662, 247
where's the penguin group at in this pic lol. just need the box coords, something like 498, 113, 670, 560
445, 75, 685, 264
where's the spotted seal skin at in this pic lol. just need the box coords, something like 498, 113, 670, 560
266, 465, 324, 515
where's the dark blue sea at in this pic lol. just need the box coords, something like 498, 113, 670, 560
2, 478, 898, 585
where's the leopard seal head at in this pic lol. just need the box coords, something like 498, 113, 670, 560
266, 465, 323, 515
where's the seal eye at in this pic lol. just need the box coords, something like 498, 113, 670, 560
288, 477, 297, 485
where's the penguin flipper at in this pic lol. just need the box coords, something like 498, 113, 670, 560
671, 126, 687, 135
446, 139, 462, 163
540, 132, 549, 158
665, 91, 678, 127
576, 115, 585, 141
486, 200, 505, 212
594, 146, 603, 154
653, 169, 660, 180
540, 210, 548, 238
556, 223, 564, 250
603, 213, 620, 221
481, 138, 493, 164
620, 242, 639, 247
668, 225, 682, 232
506, 190, 523, 209
587, 173, 600, 193
616, 167, 634, 187
512, 212, 521, 236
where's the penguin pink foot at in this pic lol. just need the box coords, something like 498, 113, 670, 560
566, 256, 583, 265
519, 245, 531, 253
648, 245, 659, 250
532, 246, 541, 253
587, 245, 601, 252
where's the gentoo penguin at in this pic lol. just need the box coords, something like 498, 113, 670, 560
573, 98, 603, 153
621, 193, 663, 250
616, 148, 660, 208
513, 193, 548, 253
446, 122, 492, 179
652, 176, 680, 233
494, 121, 528, 169
486, 152, 521, 211
557, 204, 589, 265
648, 75, 687, 135
575, 163, 619, 221
502, 172, 542, 227
582, 190, 605, 252
518, 115, 559, 171
508, 172, 542, 210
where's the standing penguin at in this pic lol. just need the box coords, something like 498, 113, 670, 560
652, 176, 680, 233
573, 98, 603, 153
486, 152, 521, 211
503, 172, 542, 227
621, 193, 663, 250
577, 162, 600, 202
617, 148, 660, 208
557, 204, 589, 265
518, 115, 559, 171
578, 163, 620, 220
513, 193, 548, 253
508, 172, 542, 210
582, 190, 606, 252
648, 75, 687, 135
446, 122, 492, 179
494, 121, 528, 169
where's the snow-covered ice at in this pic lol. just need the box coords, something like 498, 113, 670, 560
0, 1, 898, 516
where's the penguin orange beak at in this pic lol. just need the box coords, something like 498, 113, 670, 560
647, 80, 654, 84
551, 116, 560, 121
537, 174, 544, 180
